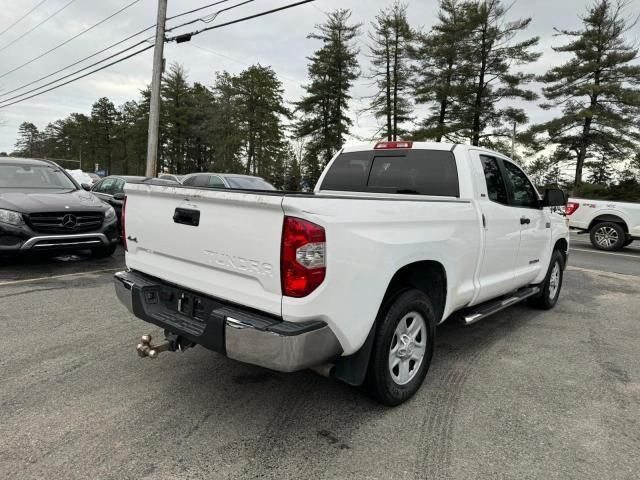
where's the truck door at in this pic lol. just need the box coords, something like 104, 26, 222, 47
472, 153, 522, 303
501, 159, 550, 285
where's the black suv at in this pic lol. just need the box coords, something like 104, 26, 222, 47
0, 157, 119, 258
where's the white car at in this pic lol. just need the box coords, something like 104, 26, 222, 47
114, 141, 569, 405
567, 197, 640, 250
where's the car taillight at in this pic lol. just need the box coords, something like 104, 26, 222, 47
121, 196, 128, 251
281, 216, 326, 297
565, 202, 579, 215
374, 141, 413, 149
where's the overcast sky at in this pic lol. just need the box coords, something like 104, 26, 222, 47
0, 0, 638, 155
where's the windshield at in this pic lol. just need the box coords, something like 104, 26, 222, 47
225, 176, 276, 190
0, 163, 77, 190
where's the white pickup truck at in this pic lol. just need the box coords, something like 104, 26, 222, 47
114, 141, 569, 405
566, 197, 640, 251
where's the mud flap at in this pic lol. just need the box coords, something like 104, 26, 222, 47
333, 322, 376, 386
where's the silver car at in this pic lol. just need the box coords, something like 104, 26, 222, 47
180, 173, 276, 190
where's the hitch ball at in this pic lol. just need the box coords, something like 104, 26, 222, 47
136, 334, 169, 359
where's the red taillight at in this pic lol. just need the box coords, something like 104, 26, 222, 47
281, 216, 326, 297
121, 196, 128, 251
374, 141, 413, 149
565, 202, 579, 215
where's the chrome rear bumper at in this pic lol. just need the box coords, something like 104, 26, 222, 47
114, 270, 342, 372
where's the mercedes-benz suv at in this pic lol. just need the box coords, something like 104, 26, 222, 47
0, 157, 119, 258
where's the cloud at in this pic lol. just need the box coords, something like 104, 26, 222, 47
0, 0, 638, 153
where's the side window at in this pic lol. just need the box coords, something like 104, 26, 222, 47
96, 178, 116, 194
193, 175, 210, 188
182, 176, 196, 186
208, 176, 226, 188
113, 179, 125, 194
480, 155, 508, 205
502, 161, 539, 209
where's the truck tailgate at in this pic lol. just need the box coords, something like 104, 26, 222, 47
123, 183, 284, 316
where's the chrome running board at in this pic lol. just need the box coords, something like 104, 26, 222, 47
463, 286, 541, 325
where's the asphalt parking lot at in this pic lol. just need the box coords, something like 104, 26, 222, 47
1, 235, 639, 480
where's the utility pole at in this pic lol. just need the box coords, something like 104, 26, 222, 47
145, 0, 168, 178
511, 120, 516, 159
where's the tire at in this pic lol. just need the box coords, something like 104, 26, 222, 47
365, 289, 436, 406
90, 244, 117, 258
528, 250, 564, 310
590, 222, 625, 251
622, 238, 634, 248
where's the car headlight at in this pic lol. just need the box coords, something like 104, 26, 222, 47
0, 208, 24, 226
105, 206, 116, 220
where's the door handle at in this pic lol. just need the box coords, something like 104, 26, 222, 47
520, 216, 530, 225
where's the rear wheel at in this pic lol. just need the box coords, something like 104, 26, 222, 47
366, 289, 436, 406
528, 250, 564, 310
590, 222, 625, 251
90, 244, 117, 258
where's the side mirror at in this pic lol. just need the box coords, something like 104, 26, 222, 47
542, 188, 567, 207
81, 183, 91, 191
113, 192, 125, 201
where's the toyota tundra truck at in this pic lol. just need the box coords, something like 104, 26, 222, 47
114, 141, 569, 405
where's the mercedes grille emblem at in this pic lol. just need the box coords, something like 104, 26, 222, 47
61, 214, 77, 229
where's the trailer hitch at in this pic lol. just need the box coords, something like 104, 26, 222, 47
136, 332, 194, 359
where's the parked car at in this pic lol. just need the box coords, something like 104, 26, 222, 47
181, 173, 276, 190
0, 158, 119, 258
114, 141, 569, 405
566, 197, 640, 250
91, 175, 178, 228
158, 174, 184, 183
87, 173, 102, 185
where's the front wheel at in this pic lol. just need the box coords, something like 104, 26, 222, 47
528, 250, 564, 310
590, 222, 625, 251
365, 289, 436, 406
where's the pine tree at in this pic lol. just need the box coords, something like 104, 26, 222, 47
367, 2, 413, 141
14, 122, 43, 157
90, 97, 118, 174
534, 0, 640, 186
411, 0, 473, 142
161, 63, 192, 174
232, 65, 290, 180
462, 0, 540, 147
295, 9, 361, 186
210, 72, 245, 173
586, 155, 615, 185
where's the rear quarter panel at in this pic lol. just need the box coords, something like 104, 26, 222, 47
281, 195, 481, 355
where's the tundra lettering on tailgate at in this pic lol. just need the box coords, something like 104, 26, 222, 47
203, 250, 274, 278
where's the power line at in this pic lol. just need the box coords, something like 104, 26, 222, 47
0, 0, 80, 54
0, 0, 240, 100
0, 0, 50, 39
0, 0, 142, 81
165, 0, 255, 32
166, 0, 316, 42
166, 0, 234, 21
0, 27, 153, 100
0, 39, 151, 105
0, 44, 154, 109
0, 0, 316, 109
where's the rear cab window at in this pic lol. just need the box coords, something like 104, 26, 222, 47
319, 149, 460, 197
